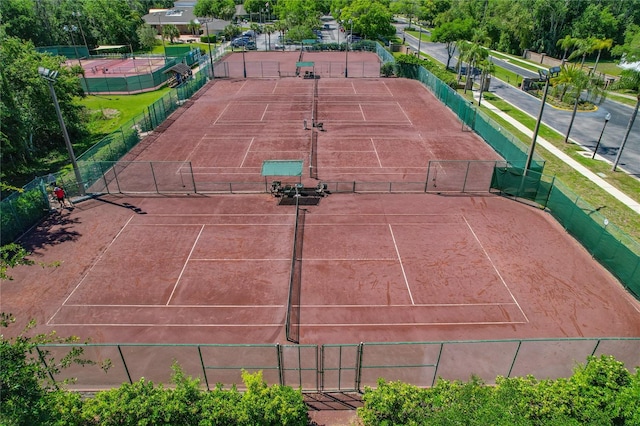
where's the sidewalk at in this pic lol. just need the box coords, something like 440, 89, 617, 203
474, 91, 640, 214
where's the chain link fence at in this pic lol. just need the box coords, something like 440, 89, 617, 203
38, 338, 639, 392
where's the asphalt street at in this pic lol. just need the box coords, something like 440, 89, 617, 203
398, 25, 639, 177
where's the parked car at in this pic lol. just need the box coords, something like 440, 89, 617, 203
231, 37, 250, 47
245, 41, 257, 50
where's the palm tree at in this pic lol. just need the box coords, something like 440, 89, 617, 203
611, 73, 640, 171
264, 24, 276, 50
557, 65, 605, 143
460, 42, 488, 94
591, 38, 614, 76
568, 37, 595, 69
275, 20, 288, 51
556, 35, 578, 66
477, 58, 495, 107
187, 20, 200, 36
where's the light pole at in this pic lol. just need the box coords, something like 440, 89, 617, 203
345, 19, 352, 77
524, 66, 560, 174
591, 112, 611, 159
156, 12, 167, 59
38, 67, 85, 196
203, 20, 215, 78
71, 12, 89, 55
612, 93, 640, 171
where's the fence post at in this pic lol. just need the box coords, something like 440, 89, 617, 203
462, 160, 471, 192
197, 345, 210, 391
188, 162, 197, 193
507, 341, 522, 378
319, 345, 325, 391
118, 345, 133, 384
276, 343, 284, 386
431, 343, 444, 387
35, 346, 56, 384
149, 162, 159, 193
590, 339, 601, 357
355, 342, 364, 392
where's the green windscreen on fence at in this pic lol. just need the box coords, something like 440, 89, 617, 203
546, 181, 640, 295
262, 160, 304, 176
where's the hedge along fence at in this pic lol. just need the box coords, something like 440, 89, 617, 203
0, 60, 211, 244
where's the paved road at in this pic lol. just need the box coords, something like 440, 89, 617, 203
398, 24, 640, 177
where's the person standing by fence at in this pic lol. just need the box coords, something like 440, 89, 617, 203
52, 183, 72, 209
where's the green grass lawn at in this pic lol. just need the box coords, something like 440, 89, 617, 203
81, 88, 170, 147
475, 94, 640, 240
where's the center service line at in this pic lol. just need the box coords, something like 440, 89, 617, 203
389, 224, 415, 305
166, 224, 205, 305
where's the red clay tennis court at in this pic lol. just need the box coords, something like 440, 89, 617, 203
4, 53, 639, 391
7, 190, 640, 345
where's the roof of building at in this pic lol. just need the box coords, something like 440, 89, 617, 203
163, 63, 192, 75
142, 7, 230, 32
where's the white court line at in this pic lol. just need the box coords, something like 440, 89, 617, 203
397, 101, 413, 125
47, 214, 137, 325
49, 323, 283, 327
131, 223, 292, 227
302, 321, 527, 327
382, 81, 394, 96
302, 302, 520, 308
389, 224, 415, 305
134, 213, 294, 216
48, 321, 525, 327
166, 224, 205, 305
272, 81, 278, 94
260, 104, 269, 121
191, 258, 291, 261
359, 103, 366, 121
240, 137, 255, 167
64, 304, 285, 308
371, 138, 383, 167
213, 102, 232, 126
418, 131, 437, 158
463, 216, 530, 323
302, 258, 397, 261
184, 135, 207, 164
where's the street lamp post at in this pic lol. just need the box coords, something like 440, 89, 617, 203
591, 113, 611, 159
345, 19, 352, 77
38, 67, 85, 197
524, 66, 560, 174
612, 93, 640, 171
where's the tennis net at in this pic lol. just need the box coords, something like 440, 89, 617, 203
286, 198, 306, 343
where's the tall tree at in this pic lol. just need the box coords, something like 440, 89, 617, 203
590, 37, 614, 75
0, 36, 86, 173
431, 17, 473, 69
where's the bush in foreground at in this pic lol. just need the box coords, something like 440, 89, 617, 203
358, 355, 640, 425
